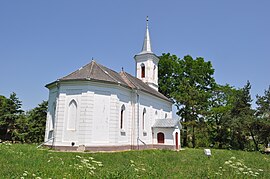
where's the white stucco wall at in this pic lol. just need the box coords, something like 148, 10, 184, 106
45, 80, 173, 148
153, 127, 180, 148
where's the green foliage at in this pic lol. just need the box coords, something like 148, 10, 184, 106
27, 101, 48, 143
256, 86, 270, 147
0, 92, 23, 140
0, 93, 47, 143
158, 53, 270, 151
0, 144, 269, 178
159, 53, 216, 147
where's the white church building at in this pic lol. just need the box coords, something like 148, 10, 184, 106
44, 19, 181, 151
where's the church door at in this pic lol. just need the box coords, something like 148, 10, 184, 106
157, 132, 164, 144
175, 132, 179, 150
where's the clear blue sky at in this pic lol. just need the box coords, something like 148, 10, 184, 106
1, 1, 269, 110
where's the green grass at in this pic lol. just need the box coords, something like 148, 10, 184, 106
0, 143, 269, 178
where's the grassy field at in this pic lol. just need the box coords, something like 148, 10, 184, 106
0, 143, 269, 178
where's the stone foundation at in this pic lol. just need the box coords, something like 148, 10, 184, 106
44, 144, 177, 152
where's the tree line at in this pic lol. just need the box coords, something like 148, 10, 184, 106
0, 93, 47, 143
159, 53, 270, 151
1, 53, 269, 151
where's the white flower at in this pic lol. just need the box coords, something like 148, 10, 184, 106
258, 169, 263, 172
238, 167, 244, 171
230, 157, 236, 160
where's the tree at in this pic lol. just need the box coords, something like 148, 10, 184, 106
0, 92, 23, 141
229, 81, 255, 150
256, 86, 270, 148
207, 84, 238, 148
159, 53, 216, 147
27, 101, 48, 143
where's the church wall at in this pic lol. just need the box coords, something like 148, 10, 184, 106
49, 81, 136, 147
44, 86, 58, 145
136, 90, 172, 145
152, 128, 175, 145
46, 80, 173, 149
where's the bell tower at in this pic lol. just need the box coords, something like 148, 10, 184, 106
134, 17, 159, 91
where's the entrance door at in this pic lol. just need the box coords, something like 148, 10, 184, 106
175, 132, 179, 150
157, 132, 164, 144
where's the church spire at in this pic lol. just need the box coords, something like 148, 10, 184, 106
140, 16, 152, 54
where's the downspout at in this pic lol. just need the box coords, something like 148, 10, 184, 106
131, 90, 135, 149
136, 90, 140, 150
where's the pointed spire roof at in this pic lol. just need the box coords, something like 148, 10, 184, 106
140, 16, 153, 54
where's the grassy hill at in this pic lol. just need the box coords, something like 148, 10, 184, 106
0, 143, 269, 178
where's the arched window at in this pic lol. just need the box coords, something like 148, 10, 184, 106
49, 102, 56, 130
165, 113, 167, 119
120, 105, 125, 129
141, 63, 145, 78
67, 100, 77, 130
142, 108, 146, 130
153, 65, 156, 80
157, 132, 165, 144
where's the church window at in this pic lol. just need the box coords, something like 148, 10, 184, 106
153, 65, 156, 80
67, 100, 77, 130
49, 102, 56, 131
120, 105, 125, 129
142, 108, 146, 130
141, 63, 145, 78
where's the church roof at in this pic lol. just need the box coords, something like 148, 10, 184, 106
46, 60, 171, 103
60, 60, 128, 86
152, 118, 181, 128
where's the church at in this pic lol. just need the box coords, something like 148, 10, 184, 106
44, 19, 181, 151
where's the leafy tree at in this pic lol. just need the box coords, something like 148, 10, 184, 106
159, 53, 216, 147
207, 84, 238, 148
27, 100, 48, 143
0, 92, 23, 141
256, 86, 270, 148
229, 81, 255, 150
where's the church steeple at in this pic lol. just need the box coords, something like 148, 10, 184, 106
140, 16, 152, 54
134, 17, 160, 91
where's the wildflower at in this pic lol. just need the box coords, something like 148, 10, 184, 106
255, 172, 259, 175
224, 161, 230, 165
238, 167, 244, 171
47, 160, 51, 163
219, 167, 222, 169
89, 157, 94, 160
236, 162, 242, 166
134, 168, 139, 172
230, 157, 236, 160
23, 173, 27, 176
76, 155, 81, 158
36, 177, 42, 179
32, 174, 36, 176
130, 160, 134, 163
258, 169, 263, 172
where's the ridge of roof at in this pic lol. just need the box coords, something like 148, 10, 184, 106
94, 61, 119, 84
